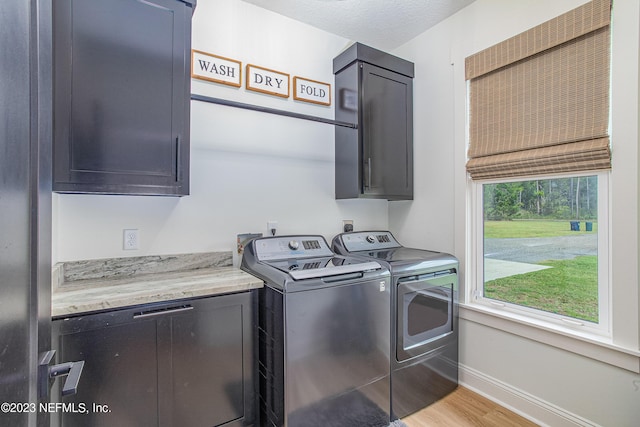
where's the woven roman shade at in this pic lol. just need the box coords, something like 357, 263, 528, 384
465, 0, 611, 180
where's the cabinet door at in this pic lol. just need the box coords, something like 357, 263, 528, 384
53, 0, 190, 196
52, 312, 160, 427
361, 63, 413, 200
158, 294, 255, 427
53, 294, 255, 427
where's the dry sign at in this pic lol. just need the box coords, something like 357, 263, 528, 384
191, 50, 242, 87
246, 64, 290, 98
293, 77, 331, 106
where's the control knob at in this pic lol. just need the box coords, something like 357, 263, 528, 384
288, 240, 300, 250
366, 235, 376, 244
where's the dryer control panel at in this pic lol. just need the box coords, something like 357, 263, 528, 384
337, 231, 401, 252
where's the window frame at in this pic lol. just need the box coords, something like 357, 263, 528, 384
468, 170, 611, 338
455, 0, 640, 375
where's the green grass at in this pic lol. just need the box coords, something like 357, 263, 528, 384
485, 256, 598, 322
484, 220, 597, 239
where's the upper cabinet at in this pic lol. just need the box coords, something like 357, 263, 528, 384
333, 43, 414, 200
53, 0, 195, 196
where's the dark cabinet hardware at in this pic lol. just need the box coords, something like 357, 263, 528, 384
176, 136, 182, 182
132, 304, 193, 319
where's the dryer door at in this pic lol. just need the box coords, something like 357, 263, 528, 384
396, 272, 457, 362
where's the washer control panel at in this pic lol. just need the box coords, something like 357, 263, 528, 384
338, 231, 401, 252
255, 235, 334, 261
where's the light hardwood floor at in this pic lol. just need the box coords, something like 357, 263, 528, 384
402, 387, 539, 427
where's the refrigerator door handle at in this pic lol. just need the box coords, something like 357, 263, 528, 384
50, 360, 85, 396
38, 350, 85, 398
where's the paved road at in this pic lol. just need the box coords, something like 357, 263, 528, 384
484, 234, 597, 264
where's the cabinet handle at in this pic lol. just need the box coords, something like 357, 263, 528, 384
133, 304, 193, 319
176, 135, 182, 182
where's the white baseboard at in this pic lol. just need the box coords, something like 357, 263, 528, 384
459, 364, 600, 427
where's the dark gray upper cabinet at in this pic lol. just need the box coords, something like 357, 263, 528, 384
53, 0, 194, 196
334, 43, 414, 200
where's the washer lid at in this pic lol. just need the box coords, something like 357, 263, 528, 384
264, 256, 383, 280
289, 260, 382, 280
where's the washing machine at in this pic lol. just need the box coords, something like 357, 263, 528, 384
242, 235, 392, 427
332, 231, 459, 419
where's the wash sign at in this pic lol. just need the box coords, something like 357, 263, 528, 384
191, 50, 241, 87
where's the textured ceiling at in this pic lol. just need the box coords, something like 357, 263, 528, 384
241, 0, 476, 50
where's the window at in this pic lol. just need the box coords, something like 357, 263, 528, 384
460, 0, 639, 372
464, 0, 612, 337
473, 173, 609, 335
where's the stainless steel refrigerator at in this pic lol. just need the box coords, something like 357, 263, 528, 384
1, 1, 81, 426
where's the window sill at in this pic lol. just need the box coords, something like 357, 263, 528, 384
459, 303, 640, 373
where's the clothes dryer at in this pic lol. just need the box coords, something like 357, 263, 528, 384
332, 231, 459, 419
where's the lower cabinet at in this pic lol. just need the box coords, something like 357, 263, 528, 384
52, 292, 256, 427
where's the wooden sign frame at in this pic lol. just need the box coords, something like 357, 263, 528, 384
293, 76, 331, 106
246, 64, 290, 98
191, 50, 242, 88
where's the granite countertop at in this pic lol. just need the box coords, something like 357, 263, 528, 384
52, 252, 263, 318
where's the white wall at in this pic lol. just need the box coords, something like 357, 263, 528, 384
52, 0, 388, 262
51, 0, 640, 423
387, 29, 456, 255
390, 0, 640, 425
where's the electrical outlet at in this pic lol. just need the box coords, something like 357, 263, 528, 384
342, 220, 354, 232
123, 229, 139, 250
